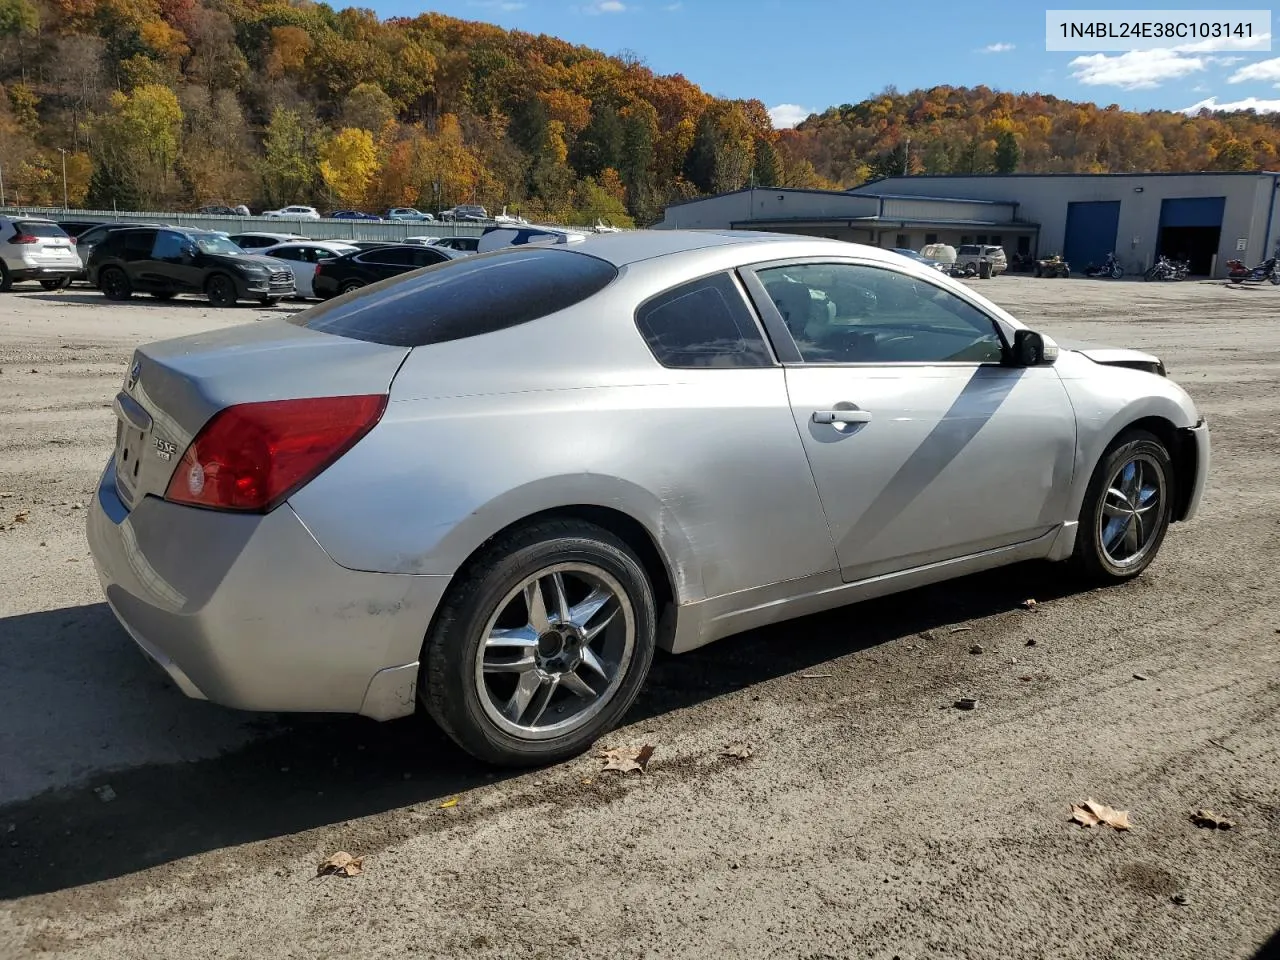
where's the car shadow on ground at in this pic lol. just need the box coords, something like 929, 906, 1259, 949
0, 561, 1087, 900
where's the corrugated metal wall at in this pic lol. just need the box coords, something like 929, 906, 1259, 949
879, 197, 1017, 222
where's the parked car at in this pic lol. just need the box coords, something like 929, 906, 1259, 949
196, 205, 239, 216
0, 216, 81, 291
428, 236, 480, 253
347, 240, 406, 251
386, 207, 434, 222
71, 221, 166, 281
328, 210, 382, 221
88, 226, 296, 306
920, 243, 957, 267
441, 204, 489, 222
311, 243, 460, 298
263, 205, 321, 220
85, 232, 1210, 767
890, 247, 948, 272
228, 232, 306, 250
55, 219, 101, 238
477, 224, 588, 253
954, 244, 1008, 276
260, 240, 361, 298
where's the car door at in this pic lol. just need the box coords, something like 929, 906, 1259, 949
742, 258, 1077, 584
121, 229, 160, 289
356, 246, 416, 281
150, 230, 204, 292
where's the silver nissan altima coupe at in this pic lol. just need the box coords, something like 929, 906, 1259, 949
88, 230, 1210, 766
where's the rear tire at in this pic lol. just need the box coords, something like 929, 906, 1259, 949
339, 280, 364, 295
0, 263, 13, 292
99, 267, 132, 301
40, 277, 71, 291
422, 519, 657, 768
1069, 430, 1174, 583
206, 274, 237, 307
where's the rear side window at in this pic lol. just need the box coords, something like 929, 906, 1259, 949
634, 273, 772, 369
15, 221, 69, 238
360, 248, 415, 266
123, 230, 157, 257
292, 247, 619, 347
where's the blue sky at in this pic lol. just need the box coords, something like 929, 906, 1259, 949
367, 1, 1280, 123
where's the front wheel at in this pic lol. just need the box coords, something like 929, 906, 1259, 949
1070, 430, 1174, 583
206, 274, 237, 307
40, 276, 71, 291
422, 519, 657, 767
339, 280, 364, 295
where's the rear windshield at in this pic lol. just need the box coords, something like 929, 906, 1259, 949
16, 221, 69, 238
290, 247, 618, 347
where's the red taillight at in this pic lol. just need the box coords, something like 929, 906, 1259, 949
164, 394, 387, 512
13, 234, 37, 244
69, 236, 78, 245
313, 263, 324, 276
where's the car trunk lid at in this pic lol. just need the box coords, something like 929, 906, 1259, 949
111, 318, 410, 511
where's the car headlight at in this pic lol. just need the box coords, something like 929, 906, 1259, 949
241, 267, 269, 278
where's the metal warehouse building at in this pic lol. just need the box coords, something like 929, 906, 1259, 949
656, 171, 1280, 278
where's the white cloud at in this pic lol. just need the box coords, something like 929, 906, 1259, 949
586, 0, 626, 11
1209, 55, 1244, 66
1229, 57, 1280, 85
980, 42, 1015, 53
768, 103, 811, 129
1173, 32, 1270, 53
1179, 95, 1280, 114
1068, 50, 1205, 89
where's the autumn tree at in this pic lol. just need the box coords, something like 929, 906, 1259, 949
319, 127, 377, 207
261, 106, 316, 205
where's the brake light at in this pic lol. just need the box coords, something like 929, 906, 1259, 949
69, 237, 77, 245
12, 235, 38, 244
164, 394, 387, 512
314, 263, 323, 276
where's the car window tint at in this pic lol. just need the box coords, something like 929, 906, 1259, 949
15, 221, 69, 238
292, 248, 618, 347
411, 248, 446, 266
360, 247, 416, 266
755, 262, 1004, 365
634, 273, 771, 369
123, 230, 157, 257
151, 230, 185, 258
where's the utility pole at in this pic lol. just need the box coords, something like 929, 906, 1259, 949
57, 148, 68, 209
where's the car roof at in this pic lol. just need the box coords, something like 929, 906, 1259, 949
543, 229, 904, 268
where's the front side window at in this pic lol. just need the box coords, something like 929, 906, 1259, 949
634, 272, 771, 369
123, 230, 157, 258
360, 247, 416, 267
754, 262, 1005, 365
151, 230, 186, 259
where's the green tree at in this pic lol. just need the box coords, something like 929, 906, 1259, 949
339, 82, 396, 133
751, 138, 780, 186
261, 106, 315, 205
0, 0, 38, 36
994, 130, 1021, 173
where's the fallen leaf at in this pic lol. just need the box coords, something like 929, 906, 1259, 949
0, 492, 13, 498
13, 511, 29, 523
1189, 808, 1235, 829
317, 851, 363, 878
721, 744, 753, 760
969, 643, 984, 655
1071, 797, 1132, 830
438, 797, 459, 809
600, 744, 655, 773
1172, 892, 1190, 906
1025, 638, 1037, 647
1133, 673, 1149, 681
1021, 598, 1038, 610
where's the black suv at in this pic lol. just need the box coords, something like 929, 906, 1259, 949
312, 243, 458, 298
88, 227, 296, 306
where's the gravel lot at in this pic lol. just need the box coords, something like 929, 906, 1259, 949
1, 276, 1277, 960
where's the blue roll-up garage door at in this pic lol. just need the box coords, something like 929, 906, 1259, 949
1157, 196, 1225, 275
1063, 201, 1121, 270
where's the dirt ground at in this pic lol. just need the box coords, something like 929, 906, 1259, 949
0, 275, 1277, 960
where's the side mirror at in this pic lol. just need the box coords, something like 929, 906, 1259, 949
1012, 329, 1054, 366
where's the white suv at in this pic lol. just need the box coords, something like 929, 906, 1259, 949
953, 244, 1008, 276
262, 205, 321, 220
0, 217, 81, 291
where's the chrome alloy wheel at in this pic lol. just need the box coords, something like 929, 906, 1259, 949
1098, 453, 1165, 568
474, 562, 634, 741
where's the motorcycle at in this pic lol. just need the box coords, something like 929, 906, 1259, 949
1034, 255, 1070, 278
1226, 257, 1279, 284
1084, 252, 1123, 279
1144, 256, 1188, 282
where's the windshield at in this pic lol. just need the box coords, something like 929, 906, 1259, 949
194, 235, 246, 254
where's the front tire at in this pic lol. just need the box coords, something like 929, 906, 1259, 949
0, 262, 12, 292
206, 274, 237, 307
422, 519, 657, 767
339, 280, 364, 295
1070, 430, 1174, 583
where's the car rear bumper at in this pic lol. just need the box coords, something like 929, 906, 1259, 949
10, 264, 80, 280
87, 457, 451, 719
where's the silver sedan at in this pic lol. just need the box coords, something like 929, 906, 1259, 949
88, 232, 1210, 766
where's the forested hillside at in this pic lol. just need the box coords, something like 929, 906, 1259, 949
1, 0, 1278, 223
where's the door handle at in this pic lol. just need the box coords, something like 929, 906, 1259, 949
812, 409, 872, 425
